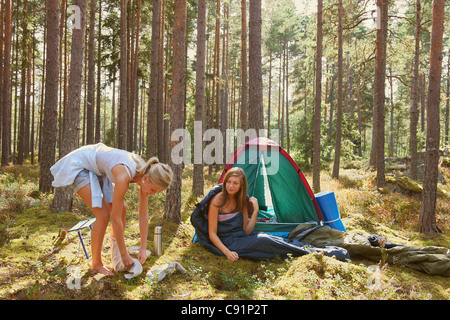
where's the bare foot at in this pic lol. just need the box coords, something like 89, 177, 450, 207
91, 265, 114, 276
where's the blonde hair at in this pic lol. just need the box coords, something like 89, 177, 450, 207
132, 154, 173, 190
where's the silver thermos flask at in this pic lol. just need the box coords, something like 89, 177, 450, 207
154, 226, 162, 256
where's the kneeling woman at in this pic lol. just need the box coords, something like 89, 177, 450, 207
51, 143, 173, 275
201, 167, 348, 262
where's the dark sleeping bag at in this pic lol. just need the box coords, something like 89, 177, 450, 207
190, 184, 350, 261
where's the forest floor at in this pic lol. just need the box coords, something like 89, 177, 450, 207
0, 160, 449, 300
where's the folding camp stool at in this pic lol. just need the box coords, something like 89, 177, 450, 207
67, 218, 96, 259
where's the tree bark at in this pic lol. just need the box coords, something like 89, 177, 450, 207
159, 0, 167, 162
375, 0, 388, 189
240, 0, 248, 133
214, 0, 221, 154
193, 0, 207, 198
248, 0, 263, 131
147, 0, 160, 158
95, 0, 102, 143
17, 0, 30, 165
164, 0, 187, 224
409, 0, 421, 180
0, 0, 3, 144
118, 0, 128, 149
420, 0, 445, 234
132, 0, 141, 152
313, 0, 323, 193
52, 0, 87, 212
220, 3, 229, 164
1, 0, 12, 167
86, 0, 95, 145
331, 0, 343, 180
444, 53, 449, 145
285, 44, 290, 152
39, 0, 60, 192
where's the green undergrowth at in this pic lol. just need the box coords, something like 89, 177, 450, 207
0, 162, 449, 300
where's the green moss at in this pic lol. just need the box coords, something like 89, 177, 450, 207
442, 157, 450, 168
385, 175, 422, 193
1, 164, 450, 300
385, 175, 448, 198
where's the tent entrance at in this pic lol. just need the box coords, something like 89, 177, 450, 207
249, 153, 275, 220
222, 138, 322, 234
248, 153, 305, 233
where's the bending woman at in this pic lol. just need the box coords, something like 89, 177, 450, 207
199, 167, 349, 262
51, 143, 173, 275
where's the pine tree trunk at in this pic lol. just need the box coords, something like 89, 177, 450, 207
420, 73, 426, 133
248, 0, 263, 131
285, 45, 290, 152
38, 24, 47, 163
357, 79, 362, 157
444, 54, 449, 145
158, 0, 166, 162
164, 0, 187, 224
410, 0, 421, 180
375, 0, 388, 189
147, 0, 160, 158
132, 0, 141, 152
267, 50, 272, 137
18, 12, 27, 165
17, 0, 31, 164
25, 24, 32, 159
240, 0, 248, 133
39, 0, 60, 191
1, 0, 12, 166
331, 0, 343, 180
51, 0, 87, 212
420, 0, 445, 234
328, 69, 335, 138
389, 69, 394, 158
86, 0, 95, 145
220, 3, 229, 164
163, 16, 170, 164
31, 27, 36, 164
313, 0, 323, 193
193, 0, 206, 198
95, 0, 102, 143
127, 2, 135, 151
0, 0, 3, 142
118, 0, 128, 149
214, 0, 221, 151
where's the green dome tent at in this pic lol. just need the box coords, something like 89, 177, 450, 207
218, 137, 324, 233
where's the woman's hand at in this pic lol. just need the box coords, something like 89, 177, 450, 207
243, 197, 259, 235
138, 247, 148, 265
225, 250, 239, 262
121, 252, 135, 269
249, 197, 258, 214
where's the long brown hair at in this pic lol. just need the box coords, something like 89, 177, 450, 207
219, 167, 248, 213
